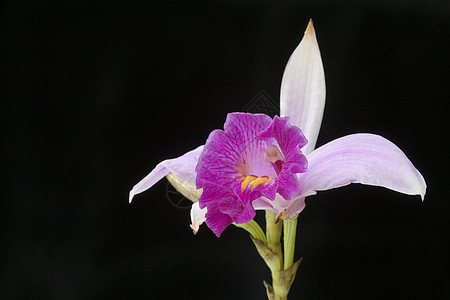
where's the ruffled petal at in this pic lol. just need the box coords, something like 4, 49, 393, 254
199, 181, 255, 237
257, 116, 308, 200
280, 19, 326, 156
196, 113, 274, 236
196, 113, 310, 235
190, 202, 207, 235
196, 113, 274, 189
129, 145, 203, 203
299, 133, 427, 200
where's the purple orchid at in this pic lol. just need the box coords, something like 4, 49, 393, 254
129, 20, 426, 238
195, 113, 308, 236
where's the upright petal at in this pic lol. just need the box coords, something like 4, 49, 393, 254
299, 134, 427, 200
129, 145, 204, 203
280, 19, 326, 155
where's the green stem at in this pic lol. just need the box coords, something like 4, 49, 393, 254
265, 211, 282, 244
234, 220, 267, 243
265, 211, 285, 298
271, 272, 288, 300
283, 218, 298, 270
265, 211, 283, 270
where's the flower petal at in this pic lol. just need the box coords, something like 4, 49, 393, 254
197, 113, 272, 187
196, 113, 273, 236
190, 202, 207, 235
196, 113, 274, 189
253, 193, 306, 220
257, 116, 308, 200
280, 19, 326, 155
198, 181, 255, 237
129, 145, 204, 203
299, 133, 427, 200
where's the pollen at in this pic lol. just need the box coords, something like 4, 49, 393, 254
241, 175, 257, 191
252, 176, 272, 190
241, 175, 272, 191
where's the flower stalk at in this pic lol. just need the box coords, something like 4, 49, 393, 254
266, 211, 283, 270
250, 211, 302, 299
265, 211, 285, 298
283, 218, 297, 270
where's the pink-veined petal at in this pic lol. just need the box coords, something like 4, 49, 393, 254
198, 181, 255, 237
299, 133, 427, 200
195, 113, 274, 236
196, 113, 309, 236
190, 202, 207, 235
196, 113, 274, 190
280, 19, 326, 155
257, 116, 308, 200
129, 145, 204, 203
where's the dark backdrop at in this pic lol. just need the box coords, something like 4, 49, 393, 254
2, 1, 449, 299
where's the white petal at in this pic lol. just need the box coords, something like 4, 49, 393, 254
190, 202, 207, 234
129, 146, 203, 203
280, 19, 326, 155
253, 193, 306, 220
299, 134, 427, 200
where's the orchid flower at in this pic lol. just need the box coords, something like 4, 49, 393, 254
130, 19, 426, 300
129, 20, 426, 237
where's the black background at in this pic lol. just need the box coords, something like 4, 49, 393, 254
2, 1, 449, 299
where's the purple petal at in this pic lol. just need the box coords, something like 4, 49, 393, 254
196, 113, 272, 236
299, 133, 427, 200
257, 116, 308, 200
280, 19, 326, 155
199, 181, 255, 237
196, 113, 310, 235
196, 113, 274, 189
196, 113, 275, 188
129, 145, 203, 203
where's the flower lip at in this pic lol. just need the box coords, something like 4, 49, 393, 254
195, 113, 308, 236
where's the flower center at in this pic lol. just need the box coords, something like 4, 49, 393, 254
265, 145, 285, 175
241, 175, 272, 192
264, 145, 284, 163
